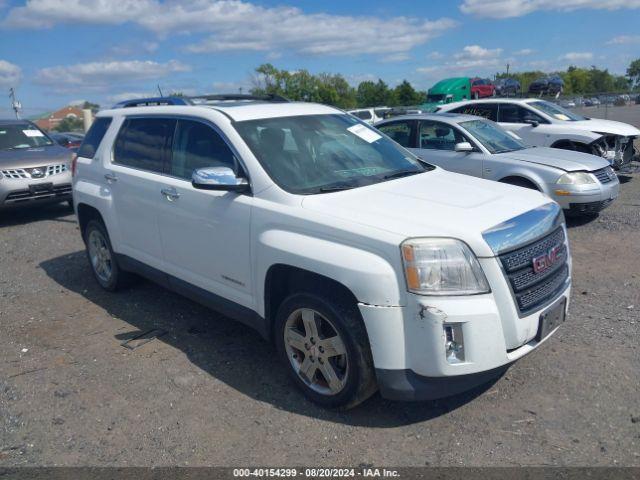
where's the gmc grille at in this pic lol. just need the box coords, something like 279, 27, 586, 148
499, 227, 569, 315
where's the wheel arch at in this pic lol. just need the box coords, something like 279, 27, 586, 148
498, 175, 543, 191
264, 264, 360, 341
76, 203, 106, 241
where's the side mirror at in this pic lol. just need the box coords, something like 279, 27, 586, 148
192, 167, 250, 192
454, 142, 474, 152
523, 117, 539, 127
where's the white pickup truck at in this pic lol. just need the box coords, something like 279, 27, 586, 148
72, 94, 571, 409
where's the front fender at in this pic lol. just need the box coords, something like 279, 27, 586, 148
255, 229, 404, 317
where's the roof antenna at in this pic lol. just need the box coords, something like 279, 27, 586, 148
157, 84, 164, 97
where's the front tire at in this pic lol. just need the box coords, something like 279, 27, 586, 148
275, 292, 377, 409
84, 220, 131, 291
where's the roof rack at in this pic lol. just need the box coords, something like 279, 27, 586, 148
112, 93, 289, 109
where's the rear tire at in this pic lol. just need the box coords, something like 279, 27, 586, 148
84, 220, 133, 291
274, 291, 377, 410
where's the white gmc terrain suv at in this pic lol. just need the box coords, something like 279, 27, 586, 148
73, 94, 572, 409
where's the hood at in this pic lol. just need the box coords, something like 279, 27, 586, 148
567, 118, 640, 137
0, 144, 71, 169
301, 168, 552, 258
496, 147, 609, 172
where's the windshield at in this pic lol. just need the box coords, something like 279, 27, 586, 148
426, 94, 445, 102
234, 114, 429, 194
0, 124, 53, 150
528, 100, 585, 121
459, 119, 527, 154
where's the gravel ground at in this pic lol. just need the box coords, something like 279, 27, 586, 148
0, 110, 639, 467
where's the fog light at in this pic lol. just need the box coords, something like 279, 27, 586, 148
444, 324, 465, 364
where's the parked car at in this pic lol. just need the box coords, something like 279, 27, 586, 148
420, 77, 471, 111
528, 76, 564, 95
494, 78, 521, 97
558, 99, 576, 108
470, 78, 496, 99
347, 107, 390, 125
0, 119, 73, 209
376, 113, 619, 216
590, 97, 601, 106
50, 131, 84, 150
73, 94, 571, 409
438, 98, 640, 170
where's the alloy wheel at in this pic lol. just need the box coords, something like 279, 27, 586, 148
283, 308, 348, 396
88, 229, 113, 283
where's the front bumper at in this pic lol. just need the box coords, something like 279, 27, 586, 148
359, 258, 571, 401
546, 178, 619, 213
0, 170, 72, 209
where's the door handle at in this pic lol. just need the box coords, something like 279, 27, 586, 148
104, 173, 117, 183
161, 187, 180, 201
485, 168, 492, 172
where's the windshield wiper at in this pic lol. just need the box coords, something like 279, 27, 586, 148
319, 184, 357, 193
384, 169, 422, 180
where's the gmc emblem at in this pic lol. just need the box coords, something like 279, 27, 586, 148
532, 244, 562, 273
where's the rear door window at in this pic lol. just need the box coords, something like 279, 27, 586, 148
78, 117, 112, 159
377, 121, 415, 148
170, 119, 237, 180
113, 117, 176, 173
451, 104, 498, 122
419, 121, 468, 151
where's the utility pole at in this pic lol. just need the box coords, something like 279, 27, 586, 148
506, 63, 510, 76
9, 87, 21, 119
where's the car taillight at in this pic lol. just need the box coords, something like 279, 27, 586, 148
71, 153, 78, 177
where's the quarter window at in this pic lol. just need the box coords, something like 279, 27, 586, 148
377, 121, 413, 148
451, 103, 498, 122
170, 120, 236, 180
78, 117, 111, 159
113, 118, 176, 173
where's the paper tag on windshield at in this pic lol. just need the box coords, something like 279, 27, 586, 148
347, 124, 381, 143
554, 114, 570, 121
23, 129, 44, 137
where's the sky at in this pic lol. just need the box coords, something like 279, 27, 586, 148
0, 0, 639, 117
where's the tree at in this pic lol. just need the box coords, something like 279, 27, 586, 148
627, 58, 640, 89
82, 101, 100, 111
392, 80, 424, 106
356, 79, 391, 107
54, 116, 83, 132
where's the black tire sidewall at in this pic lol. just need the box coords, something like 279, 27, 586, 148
274, 293, 367, 409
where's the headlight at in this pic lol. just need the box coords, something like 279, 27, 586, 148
556, 172, 596, 185
401, 238, 490, 296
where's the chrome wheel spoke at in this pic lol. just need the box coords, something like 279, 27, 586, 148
301, 309, 319, 339
285, 328, 307, 352
321, 335, 346, 358
318, 361, 343, 393
298, 355, 316, 382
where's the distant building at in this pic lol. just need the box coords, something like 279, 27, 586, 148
34, 105, 88, 131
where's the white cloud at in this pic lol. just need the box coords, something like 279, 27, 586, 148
3, 0, 155, 28
427, 51, 443, 60
107, 92, 155, 103
34, 60, 190, 92
460, 0, 640, 19
417, 45, 504, 78
0, 59, 21, 86
559, 52, 593, 62
3, 0, 456, 57
606, 35, 640, 45
514, 48, 535, 56
381, 53, 411, 63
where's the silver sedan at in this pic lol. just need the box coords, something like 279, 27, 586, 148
375, 113, 619, 216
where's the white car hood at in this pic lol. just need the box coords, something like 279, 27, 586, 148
496, 147, 609, 172
565, 118, 640, 137
301, 168, 552, 257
